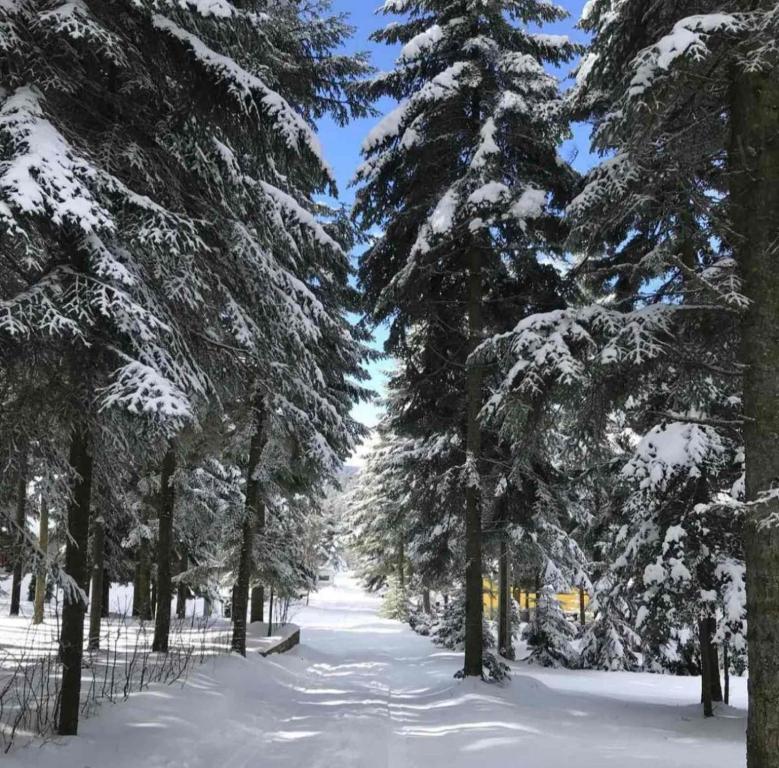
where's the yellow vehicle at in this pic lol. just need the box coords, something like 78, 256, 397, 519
482, 577, 589, 619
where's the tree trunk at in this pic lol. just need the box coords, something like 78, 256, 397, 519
102, 568, 110, 618
422, 588, 431, 615
250, 586, 264, 623
498, 538, 513, 660
33, 493, 49, 625
10, 448, 29, 617
176, 549, 187, 620
267, 586, 274, 637
463, 239, 484, 678
57, 426, 94, 736
152, 444, 176, 653
132, 562, 140, 617
699, 617, 714, 718
724, 643, 730, 706
135, 537, 152, 620
87, 512, 106, 651
729, 30, 779, 767
398, 537, 405, 592
534, 572, 540, 619
579, 587, 587, 628
231, 516, 252, 654
232, 399, 267, 656
699, 616, 723, 705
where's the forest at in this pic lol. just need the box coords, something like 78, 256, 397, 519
0, 1, 777, 767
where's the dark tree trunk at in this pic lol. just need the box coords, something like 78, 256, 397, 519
422, 588, 431, 615
87, 513, 106, 651
232, 399, 267, 656
724, 643, 730, 706
10, 448, 29, 617
152, 445, 176, 653
27, 574, 36, 602
176, 549, 187, 620
135, 539, 152, 620
267, 586, 274, 637
33, 493, 49, 625
700, 617, 714, 718
250, 586, 264, 624
133, 504, 153, 620
57, 426, 94, 736
132, 562, 140, 617
231, 516, 253, 654
175, 584, 186, 619
729, 29, 779, 767
579, 587, 587, 628
498, 537, 513, 660
398, 538, 405, 592
463, 242, 484, 678
101, 569, 110, 618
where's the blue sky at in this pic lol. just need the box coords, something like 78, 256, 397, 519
315, 1, 593, 444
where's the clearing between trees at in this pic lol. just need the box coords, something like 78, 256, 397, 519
3, 576, 747, 768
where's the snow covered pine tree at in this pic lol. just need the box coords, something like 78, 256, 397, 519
356, 0, 578, 679
480, 0, 778, 739
571, 0, 778, 741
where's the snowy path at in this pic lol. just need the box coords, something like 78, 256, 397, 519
7, 575, 747, 768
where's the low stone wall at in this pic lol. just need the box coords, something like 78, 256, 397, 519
258, 627, 300, 657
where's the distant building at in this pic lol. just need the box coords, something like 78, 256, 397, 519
317, 564, 336, 585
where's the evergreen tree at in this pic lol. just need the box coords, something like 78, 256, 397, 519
355, 0, 578, 678
482, 0, 777, 729
347, 429, 413, 592
569, 0, 775, 728
523, 585, 578, 668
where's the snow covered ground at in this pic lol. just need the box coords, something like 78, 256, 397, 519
4, 574, 746, 767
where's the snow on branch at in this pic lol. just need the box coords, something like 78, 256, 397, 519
628, 14, 746, 99
622, 421, 726, 493
0, 266, 83, 338
0, 0, 22, 53
399, 23, 442, 62
259, 181, 342, 253
102, 353, 195, 425
476, 304, 673, 418
567, 153, 640, 228
361, 62, 477, 155
151, 14, 331, 178
37, 0, 128, 64
0, 86, 113, 233
155, 0, 268, 22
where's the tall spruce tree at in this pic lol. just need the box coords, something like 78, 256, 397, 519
356, 0, 577, 678
570, 0, 777, 736
347, 428, 417, 594
482, 0, 778, 735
